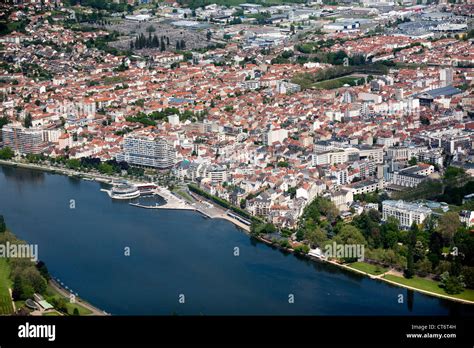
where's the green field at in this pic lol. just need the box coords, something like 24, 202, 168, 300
384, 274, 474, 302
0, 259, 14, 315
45, 284, 93, 316
173, 189, 194, 203
65, 301, 92, 315
348, 262, 387, 276
313, 76, 364, 90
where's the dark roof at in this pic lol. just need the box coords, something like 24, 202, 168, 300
416, 85, 462, 99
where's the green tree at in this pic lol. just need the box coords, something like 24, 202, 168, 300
287, 187, 296, 199
381, 221, 399, 249
73, 307, 80, 316
305, 226, 327, 248
413, 240, 425, 263
52, 297, 68, 313
22, 267, 47, 294
98, 163, 114, 175
0, 215, 5, 233
404, 223, 418, 279
415, 259, 432, 277
12, 275, 34, 301
0, 116, 9, 129
438, 212, 461, 242
36, 261, 50, 281
0, 146, 14, 159
66, 159, 81, 170
428, 230, 443, 269
24, 113, 32, 128
408, 157, 417, 166
461, 266, 474, 289
443, 166, 465, 181
294, 244, 310, 254
405, 248, 415, 278
12, 276, 23, 301
160, 37, 166, 51
333, 225, 367, 246
440, 272, 465, 295
250, 222, 276, 237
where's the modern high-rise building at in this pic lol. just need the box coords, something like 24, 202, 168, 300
1, 124, 47, 154
116, 135, 176, 169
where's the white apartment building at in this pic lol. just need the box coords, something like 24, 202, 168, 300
376, 136, 400, 148
382, 200, 432, 228
459, 210, 474, 228
312, 150, 348, 166
386, 146, 427, 162
358, 146, 384, 164
265, 128, 288, 146
207, 164, 227, 184
329, 189, 353, 212
116, 134, 176, 169
1, 124, 47, 154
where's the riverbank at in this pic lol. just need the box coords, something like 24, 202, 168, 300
324, 261, 474, 304
184, 185, 474, 304
48, 279, 109, 316
0, 163, 470, 315
0, 159, 251, 232
0, 159, 133, 185
0, 258, 14, 315
252, 234, 474, 305
0, 232, 108, 316
1, 159, 472, 306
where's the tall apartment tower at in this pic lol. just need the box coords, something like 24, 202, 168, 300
117, 135, 176, 169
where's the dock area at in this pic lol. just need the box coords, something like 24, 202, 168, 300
129, 186, 251, 232
129, 186, 196, 211
129, 202, 195, 211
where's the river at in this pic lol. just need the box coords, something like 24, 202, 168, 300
0, 165, 471, 315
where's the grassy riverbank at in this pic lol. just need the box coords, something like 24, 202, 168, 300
383, 274, 474, 302
0, 258, 14, 315
0, 217, 104, 316
347, 262, 387, 276
44, 284, 93, 316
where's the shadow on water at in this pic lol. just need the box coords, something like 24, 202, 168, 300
1, 165, 45, 184
67, 176, 82, 186
0, 165, 46, 197
407, 289, 414, 312
247, 234, 367, 283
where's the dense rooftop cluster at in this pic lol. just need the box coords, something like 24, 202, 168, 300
0, 0, 473, 231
